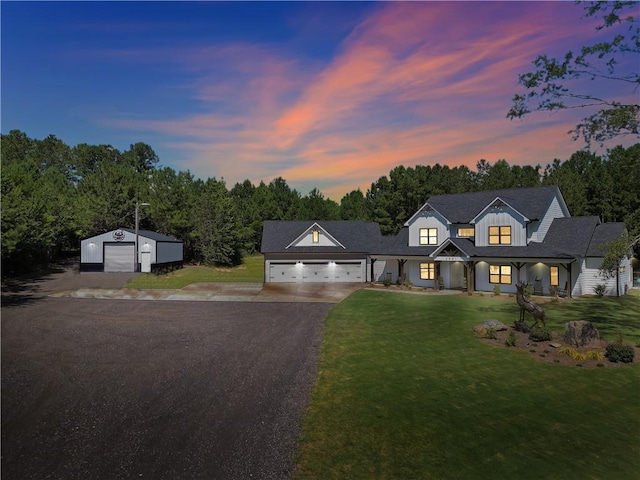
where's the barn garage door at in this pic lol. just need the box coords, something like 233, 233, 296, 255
104, 244, 135, 272
269, 263, 299, 283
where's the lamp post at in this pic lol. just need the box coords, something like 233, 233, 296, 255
135, 202, 150, 272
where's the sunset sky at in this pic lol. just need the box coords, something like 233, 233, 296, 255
2, 1, 637, 200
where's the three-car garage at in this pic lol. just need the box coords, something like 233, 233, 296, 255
261, 220, 381, 285
267, 260, 366, 283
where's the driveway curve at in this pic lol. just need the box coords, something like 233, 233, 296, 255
2, 294, 331, 479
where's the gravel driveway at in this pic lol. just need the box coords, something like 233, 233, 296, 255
1, 296, 331, 479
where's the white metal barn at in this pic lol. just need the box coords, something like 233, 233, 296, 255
80, 228, 183, 273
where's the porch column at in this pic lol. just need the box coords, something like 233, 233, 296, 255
511, 262, 524, 283
435, 261, 441, 290
560, 263, 573, 298
397, 259, 407, 283
466, 261, 475, 293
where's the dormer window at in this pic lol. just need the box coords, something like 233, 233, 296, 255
419, 228, 438, 245
489, 226, 511, 245
458, 227, 474, 237
312, 230, 319, 243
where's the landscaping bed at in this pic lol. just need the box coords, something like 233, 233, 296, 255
477, 325, 640, 368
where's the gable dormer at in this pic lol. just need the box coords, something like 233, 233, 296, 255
472, 197, 528, 247
405, 203, 451, 247
286, 222, 346, 249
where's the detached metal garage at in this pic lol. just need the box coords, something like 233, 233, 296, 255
261, 221, 381, 284
81, 228, 183, 273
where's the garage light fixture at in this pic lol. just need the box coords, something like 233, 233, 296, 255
296, 261, 303, 267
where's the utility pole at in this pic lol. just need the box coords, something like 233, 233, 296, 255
135, 202, 150, 272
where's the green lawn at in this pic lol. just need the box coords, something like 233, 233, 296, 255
125, 255, 264, 288
294, 291, 640, 479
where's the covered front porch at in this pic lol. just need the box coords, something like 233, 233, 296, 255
370, 254, 576, 297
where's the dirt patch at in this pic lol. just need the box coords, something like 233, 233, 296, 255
478, 327, 640, 368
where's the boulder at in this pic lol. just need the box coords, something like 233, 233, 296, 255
482, 320, 507, 331
474, 320, 507, 336
563, 321, 600, 348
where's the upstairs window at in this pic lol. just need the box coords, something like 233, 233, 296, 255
458, 227, 474, 237
419, 228, 438, 245
489, 265, 512, 284
420, 263, 435, 280
489, 226, 511, 245
550, 266, 559, 286
312, 230, 319, 243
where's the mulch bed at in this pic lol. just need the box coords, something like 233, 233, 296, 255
478, 326, 639, 368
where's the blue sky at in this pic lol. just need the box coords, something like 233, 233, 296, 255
2, 1, 637, 199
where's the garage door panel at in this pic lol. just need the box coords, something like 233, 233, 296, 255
269, 263, 298, 283
104, 244, 135, 272
303, 265, 331, 283
334, 263, 364, 282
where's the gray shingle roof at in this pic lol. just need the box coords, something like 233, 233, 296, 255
369, 228, 438, 256
542, 217, 600, 257
424, 185, 563, 224
261, 221, 381, 254
587, 222, 627, 256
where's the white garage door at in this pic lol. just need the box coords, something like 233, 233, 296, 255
269, 263, 299, 283
334, 262, 365, 282
104, 244, 135, 272
302, 263, 331, 283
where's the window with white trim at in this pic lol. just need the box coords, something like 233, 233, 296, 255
312, 230, 319, 243
420, 263, 435, 280
488, 226, 511, 245
419, 228, 438, 245
489, 265, 512, 284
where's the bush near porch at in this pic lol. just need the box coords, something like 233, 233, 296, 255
294, 291, 640, 480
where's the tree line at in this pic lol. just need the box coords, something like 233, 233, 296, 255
1, 129, 638, 275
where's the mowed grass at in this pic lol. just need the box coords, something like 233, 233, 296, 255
294, 291, 640, 480
126, 255, 264, 288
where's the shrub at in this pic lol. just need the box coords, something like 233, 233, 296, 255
529, 326, 552, 342
593, 284, 607, 297
403, 280, 413, 289
605, 344, 635, 363
559, 346, 585, 360
493, 285, 501, 296
383, 276, 392, 288
505, 332, 517, 347
586, 351, 605, 361
484, 328, 498, 340
523, 284, 533, 297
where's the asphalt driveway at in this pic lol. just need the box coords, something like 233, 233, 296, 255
1, 296, 332, 479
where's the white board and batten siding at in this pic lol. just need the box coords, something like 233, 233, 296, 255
474, 207, 527, 247
408, 212, 449, 247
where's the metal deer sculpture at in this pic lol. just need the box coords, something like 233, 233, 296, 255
515, 281, 546, 328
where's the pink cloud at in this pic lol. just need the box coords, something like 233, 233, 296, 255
102, 2, 632, 200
